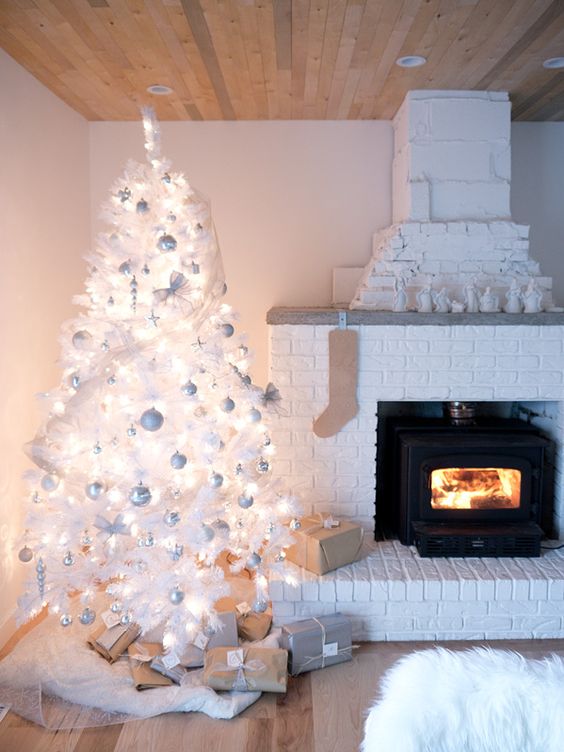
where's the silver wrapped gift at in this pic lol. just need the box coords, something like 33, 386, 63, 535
280, 613, 352, 675
179, 610, 238, 668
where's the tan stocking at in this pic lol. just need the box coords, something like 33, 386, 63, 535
313, 328, 359, 438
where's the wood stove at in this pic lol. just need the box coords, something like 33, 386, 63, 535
380, 416, 550, 557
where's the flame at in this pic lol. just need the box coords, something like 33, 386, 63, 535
430, 468, 521, 510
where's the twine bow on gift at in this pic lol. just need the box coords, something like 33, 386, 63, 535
214, 649, 266, 691
93, 513, 130, 543
298, 617, 357, 673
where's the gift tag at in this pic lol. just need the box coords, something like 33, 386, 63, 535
193, 631, 209, 651
0, 704, 10, 724
101, 609, 121, 628
227, 648, 244, 667
161, 651, 180, 669
322, 641, 339, 658
235, 601, 251, 616
323, 516, 340, 529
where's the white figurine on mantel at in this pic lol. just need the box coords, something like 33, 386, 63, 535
523, 277, 543, 313
479, 286, 500, 313
433, 287, 451, 313
504, 278, 524, 314
463, 279, 480, 313
393, 275, 408, 312
416, 279, 433, 313
451, 300, 465, 313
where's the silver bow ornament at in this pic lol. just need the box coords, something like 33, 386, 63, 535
153, 271, 193, 312
93, 513, 130, 543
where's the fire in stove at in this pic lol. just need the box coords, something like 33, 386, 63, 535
430, 468, 521, 511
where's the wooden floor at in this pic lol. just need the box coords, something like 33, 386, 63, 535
0, 638, 563, 752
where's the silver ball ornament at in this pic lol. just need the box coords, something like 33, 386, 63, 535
170, 451, 187, 469
41, 473, 59, 492
248, 408, 262, 423
162, 172, 171, 184
79, 608, 96, 625
120, 613, 131, 626
72, 330, 92, 349
169, 587, 185, 605
93, 442, 102, 455
157, 233, 177, 252
241, 374, 252, 386
221, 397, 235, 413
60, 614, 73, 627
145, 533, 155, 547
117, 187, 131, 202
110, 601, 122, 613
129, 483, 152, 507
18, 546, 33, 563
164, 510, 180, 527
221, 323, 234, 337
142, 264, 150, 275
209, 472, 223, 488
136, 199, 149, 214
140, 407, 164, 431
127, 425, 137, 437
256, 458, 270, 474
238, 494, 254, 509
85, 481, 105, 500
107, 375, 116, 386
199, 524, 215, 543
290, 518, 301, 531
253, 598, 268, 613
63, 551, 74, 567
191, 262, 200, 274
212, 519, 230, 537
275, 550, 287, 562
170, 544, 183, 561
70, 374, 80, 389
247, 552, 262, 569
119, 260, 132, 276
181, 380, 197, 396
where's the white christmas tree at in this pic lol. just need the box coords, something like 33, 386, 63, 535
17, 109, 298, 657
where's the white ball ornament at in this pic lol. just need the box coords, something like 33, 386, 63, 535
41, 473, 60, 492
199, 524, 216, 543
212, 519, 230, 537
140, 407, 164, 431
85, 481, 105, 500
253, 598, 268, 613
60, 614, 73, 627
248, 408, 262, 423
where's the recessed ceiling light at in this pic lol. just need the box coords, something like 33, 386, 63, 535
147, 84, 173, 95
396, 55, 427, 68
543, 57, 564, 69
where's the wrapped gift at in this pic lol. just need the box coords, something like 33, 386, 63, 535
215, 550, 252, 579
149, 654, 188, 685
204, 646, 287, 693
179, 610, 238, 668
286, 514, 363, 574
280, 613, 353, 675
87, 622, 141, 664
127, 642, 173, 690
215, 597, 272, 642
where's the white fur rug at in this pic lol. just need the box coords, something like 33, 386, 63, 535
362, 647, 564, 752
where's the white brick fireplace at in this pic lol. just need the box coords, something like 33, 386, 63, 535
267, 91, 564, 641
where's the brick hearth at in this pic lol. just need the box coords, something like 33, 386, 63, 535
266, 310, 564, 640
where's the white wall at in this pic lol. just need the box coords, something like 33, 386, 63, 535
512, 122, 564, 306
0, 51, 89, 646
89, 121, 394, 383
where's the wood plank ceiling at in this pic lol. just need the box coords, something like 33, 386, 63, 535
1, 0, 564, 121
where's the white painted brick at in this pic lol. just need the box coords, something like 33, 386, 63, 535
353, 580, 372, 602
301, 581, 319, 601
294, 602, 337, 617
273, 601, 296, 616
388, 581, 407, 600
416, 616, 463, 631
494, 579, 513, 600
529, 580, 549, 599
406, 581, 424, 601
318, 580, 336, 602
514, 616, 561, 632
423, 580, 442, 600
464, 615, 513, 631
387, 601, 438, 617
489, 600, 539, 616
438, 601, 488, 616
269, 580, 284, 601
441, 580, 460, 600
436, 631, 486, 640
477, 580, 496, 600
522, 339, 563, 354
371, 581, 389, 601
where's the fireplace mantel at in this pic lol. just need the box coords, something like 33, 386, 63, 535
267, 307, 564, 326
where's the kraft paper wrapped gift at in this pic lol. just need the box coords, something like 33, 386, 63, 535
127, 642, 174, 690
204, 646, 288, 693
178, 610, 238, 668
216, 596, 273, 642
285, 514, 364, 575
280, 613, 353, 675
87, 622, 141, 664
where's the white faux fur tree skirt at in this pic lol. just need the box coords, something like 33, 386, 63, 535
362, 647, 564, 752
0, 608, 280, 727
